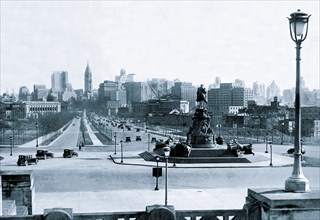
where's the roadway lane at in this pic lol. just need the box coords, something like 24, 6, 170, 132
48, 118, 81, 149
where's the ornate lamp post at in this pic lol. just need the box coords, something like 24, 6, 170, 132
35, 123, 39, 147
10, 136, 13, 156
148, 133, 150, 151
285, 9, 311, 192
114, 132, 117, 155
163, 146, 171, 206
269, 142, 273, 167
120, 140, 123, 163
265, 132, 269, 153
155, 156, 160, 191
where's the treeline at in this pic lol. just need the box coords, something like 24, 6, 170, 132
38, 112, 77, 135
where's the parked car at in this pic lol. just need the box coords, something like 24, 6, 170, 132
151, 137, 157, 143
17, 155, 38, 166
36, 150, 54, 159
287, 148, 305, 154
136, 136, 142, 141
125, 137, 131, 142
63, 149, 78, 158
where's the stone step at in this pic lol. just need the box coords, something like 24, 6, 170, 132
17, 205, 28, 215
2, 200, 16, 216
139, 151, 156, 161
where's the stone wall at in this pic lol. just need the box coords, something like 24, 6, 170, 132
1, 171, 34, 215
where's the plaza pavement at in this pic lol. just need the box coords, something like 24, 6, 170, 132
31, 151, 294, 214
1, 119, 297, 214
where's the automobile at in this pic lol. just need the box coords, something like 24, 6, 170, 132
36, 150, 54, 159
136, 128, 140, 132
287, 148, 305, 154
125, 137, 131, 142
136, 136, 142, 141
17, 155, 38, 166
63, 149, 78, 158
151, 137, 157, 143
72, 123, 75, 126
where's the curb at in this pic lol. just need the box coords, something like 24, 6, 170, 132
108, 155, 289, 169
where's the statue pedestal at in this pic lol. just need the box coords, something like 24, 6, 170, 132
244, 188, 320, 220
188, 107, 214, 148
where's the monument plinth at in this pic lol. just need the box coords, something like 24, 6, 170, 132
187, 107, 214, 148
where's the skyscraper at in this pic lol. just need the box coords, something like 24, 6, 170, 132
266, 80, 280, 102
51, 71, 68, 93
84, 62, 93, 100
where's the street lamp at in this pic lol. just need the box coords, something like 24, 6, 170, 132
285, 9, 311, 192
163, 146, 171, 206
155, 156, 160, 190
10, 136, 12, 156
265, 132, 269, 153
148, 133, 150, 151
120, 140, 123, 163
114, 132, 117, 155
35, 123, 39, 147
269, 142, 273, 166
173, 145, 176, 167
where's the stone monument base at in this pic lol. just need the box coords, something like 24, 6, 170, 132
244, 188, 320, 220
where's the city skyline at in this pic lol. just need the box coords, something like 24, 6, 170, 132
1, 1, 319, 94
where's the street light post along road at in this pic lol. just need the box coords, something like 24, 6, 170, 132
10, 136, 12, 156
35, 123, 39, 147
114, 132, 117, 155
155, 156, 160, 191
163, 146, 171, 206
265, 133, 268, 153
148, 133, 150, 151
269, 142, 273, 166
285, 9, 310, 192
120, 140, 123, 163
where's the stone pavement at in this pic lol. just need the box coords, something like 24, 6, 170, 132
34, 188, 248, 214
31, 150, 294, 214
1, 118, 296, 215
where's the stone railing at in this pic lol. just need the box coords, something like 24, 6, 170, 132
0, 207, 247, 220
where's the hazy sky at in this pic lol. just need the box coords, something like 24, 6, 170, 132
1, 0, 319, 94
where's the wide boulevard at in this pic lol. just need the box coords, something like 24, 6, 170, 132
0, 117, 319, 213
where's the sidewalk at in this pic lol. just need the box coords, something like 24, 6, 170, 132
34, 188, 248, 214
83, 118, 104, 146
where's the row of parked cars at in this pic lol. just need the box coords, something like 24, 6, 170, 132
17, 149, 78, 166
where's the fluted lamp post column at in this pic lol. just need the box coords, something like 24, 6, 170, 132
163, 146, 171, 206
285, 9, 311, 192
35, 123, 39, 147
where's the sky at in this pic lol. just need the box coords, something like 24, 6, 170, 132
1, 0, 319, 95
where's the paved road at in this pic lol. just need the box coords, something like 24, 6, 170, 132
1, 117, 319, 214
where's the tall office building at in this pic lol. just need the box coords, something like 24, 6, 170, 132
124, 82, 153, 104
208, 88, 219, 114
266, 80, 280, 102
98, 80, 127, 107
51, 71, 68, 93
84, 62, 93, 100
232, 87, 245, 106
219, 83, 233, 113
33, 84, 48, 101
234, 79, 245, 88
171, 82, 197, 109
244, 88, 253, 107
252, 81, 265, 97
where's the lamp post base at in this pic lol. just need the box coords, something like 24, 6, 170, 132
285, 176, 310, 192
